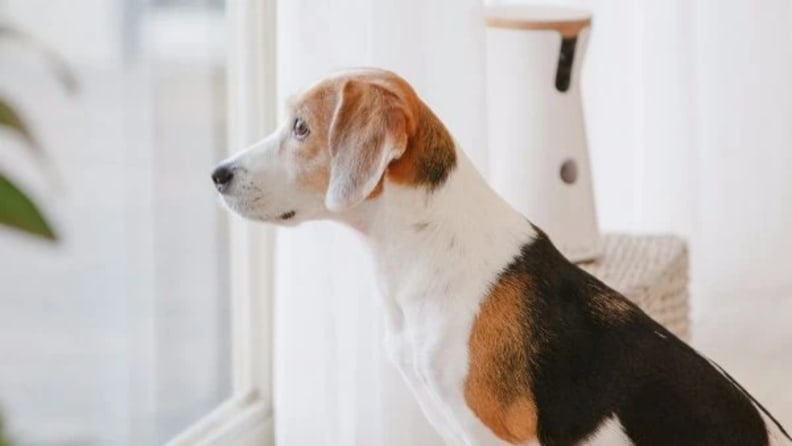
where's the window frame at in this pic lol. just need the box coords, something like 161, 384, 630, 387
166, 0, 277, 444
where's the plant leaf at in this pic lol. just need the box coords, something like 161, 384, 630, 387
0, 97, 39, 150
0, 98, 62, 188
0, 23, 78, 94
0, 173, 56, 240
0, 413, 11, 446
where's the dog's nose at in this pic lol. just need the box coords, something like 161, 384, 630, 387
211, 165, 234, 191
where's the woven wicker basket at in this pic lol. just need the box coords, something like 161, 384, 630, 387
579, 234, 690, 341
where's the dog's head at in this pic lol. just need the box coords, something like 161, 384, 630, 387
212, 68, 456, 226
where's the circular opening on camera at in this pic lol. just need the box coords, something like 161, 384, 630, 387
560, 159, 578, 184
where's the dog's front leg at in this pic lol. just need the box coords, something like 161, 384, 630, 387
384, 330, 470, 446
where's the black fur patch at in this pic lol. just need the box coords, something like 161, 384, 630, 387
499, 229, 783, 446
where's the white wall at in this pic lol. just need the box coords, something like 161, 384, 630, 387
691, 0, 792, 422
694, 0, 792, 299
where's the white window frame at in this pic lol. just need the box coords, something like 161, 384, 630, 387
166, 0, 277, 444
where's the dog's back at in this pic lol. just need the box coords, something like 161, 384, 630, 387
498, 229, 790, 446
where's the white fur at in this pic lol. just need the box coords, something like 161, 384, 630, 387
216, 122, 331, 225
578, 417, 633, 446
358, 149, 537, 445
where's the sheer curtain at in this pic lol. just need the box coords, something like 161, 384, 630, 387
272, 0, 792, 443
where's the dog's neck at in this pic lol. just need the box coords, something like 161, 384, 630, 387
342, 148, 537, 327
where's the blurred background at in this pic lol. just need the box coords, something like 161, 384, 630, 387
0, 0, 229, 444
1, 0, 791, 445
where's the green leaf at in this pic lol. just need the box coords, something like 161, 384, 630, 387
0, 173, 56, 240
0, 97, 39, 150
0, 97, 62, 187
0, 23, 78, 94
0, 414, 11, 446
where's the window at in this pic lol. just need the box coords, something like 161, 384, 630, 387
167, 0, 276, 443
0, 0, 273, 444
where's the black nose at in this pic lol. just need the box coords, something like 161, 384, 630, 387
211, 165, 234, 191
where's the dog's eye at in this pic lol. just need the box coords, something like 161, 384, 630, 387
292, 118, 310, 139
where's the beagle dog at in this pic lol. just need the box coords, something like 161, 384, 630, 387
212, 68, 791, 446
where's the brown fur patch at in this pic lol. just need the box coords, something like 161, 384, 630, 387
465, 274, 539, 444
324, 79, 411, 208
333, 70, 457, 189
287, 83, 337, 193
387, 102, 457, 189
588, 292, 635, 325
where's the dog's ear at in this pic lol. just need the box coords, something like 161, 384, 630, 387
325, 80, 408, 212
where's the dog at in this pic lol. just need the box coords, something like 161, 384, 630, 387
212, 68, 791, 446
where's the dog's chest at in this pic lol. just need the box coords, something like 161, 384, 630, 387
382, 268, 482, 380
383, 294, 493, 445
378, 259, 520, 445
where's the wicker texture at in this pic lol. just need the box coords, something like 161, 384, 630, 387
579, 234, 690, 341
